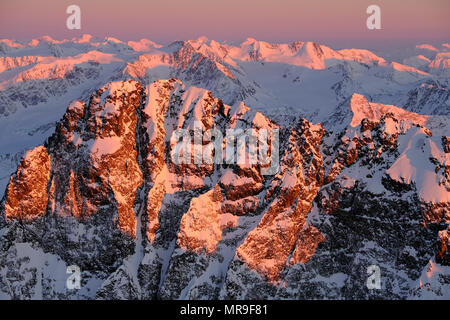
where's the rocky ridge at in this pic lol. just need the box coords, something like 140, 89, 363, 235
0, 78, 448, 299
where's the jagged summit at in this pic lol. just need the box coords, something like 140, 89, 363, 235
0, 35, 449, 300
1, 36, 448, 124
0, 77, 448, 299
349, 93, 428, 127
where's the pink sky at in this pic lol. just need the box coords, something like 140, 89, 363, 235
0, 0, 449, 45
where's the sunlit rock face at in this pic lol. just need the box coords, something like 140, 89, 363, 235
0, 79, 448, 300
4, 146, 51, 220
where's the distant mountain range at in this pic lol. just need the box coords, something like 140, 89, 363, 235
0, 36, 448, 299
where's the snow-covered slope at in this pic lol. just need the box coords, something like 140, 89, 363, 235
0, 36, 448, 299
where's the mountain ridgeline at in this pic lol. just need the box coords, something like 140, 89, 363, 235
0, 77, 448, 299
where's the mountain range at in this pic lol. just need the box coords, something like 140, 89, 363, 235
0, 35, 448, 299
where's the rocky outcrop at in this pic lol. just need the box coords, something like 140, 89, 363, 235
224, 120, 325, 289
3, 146, 51, 220
0, 80, 448, 300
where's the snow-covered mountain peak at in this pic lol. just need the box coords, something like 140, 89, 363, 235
416, 44, 439, 52
74, 34, 94, 43
104, 37, 123, 44
0, 76, 448, 299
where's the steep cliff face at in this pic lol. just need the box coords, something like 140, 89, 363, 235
304, 94, 450, 299
45, 81, 144, 236
0, 79, 448, 299
3, 146, 51, 220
